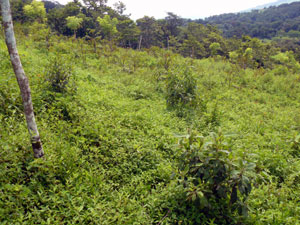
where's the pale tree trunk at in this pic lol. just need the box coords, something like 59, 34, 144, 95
1, 0, 44, 158
138, 35, 142, 50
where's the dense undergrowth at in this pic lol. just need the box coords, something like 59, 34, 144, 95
1, 28, 300, 224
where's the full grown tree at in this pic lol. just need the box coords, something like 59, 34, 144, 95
158, 13, 183, 49
46, 1, 83, 37
209, 42, 221, 57
117, 18, 140, 48
136, 16, 164, 48
66, 16, 83, 38
23, 0, 46, 23
97, 14, 119, 41
0, 0, 44, 158
83, 0, 107, 14
10, 0, 31, 23
113, 1, 126, 15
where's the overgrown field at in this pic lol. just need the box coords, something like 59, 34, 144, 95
1, 32, 300, 224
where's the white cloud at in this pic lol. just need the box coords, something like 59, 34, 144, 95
58, 0, 276, 20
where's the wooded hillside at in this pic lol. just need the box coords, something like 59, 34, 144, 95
1, 0, 300, 224
199, 1, 300, 39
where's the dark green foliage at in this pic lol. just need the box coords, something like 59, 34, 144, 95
1, 26, 300, 224
0, 75, 23, 118
175, 131, 254, 224
166, 65, 197, 108
0, 43, 23, 117
202, 1, 300, 39
10, 0, 32, 23
45, 54, 75, 93
136, 16, 164, 48
177, 23, 227, 59
194, 2, 300, 61
274, 37, 300, 61
291, 134, 300, 157
42, 0, 63, 13
158, 50, 176, 71
12, 0, 300, 66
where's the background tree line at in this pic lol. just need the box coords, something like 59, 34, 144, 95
7, 0, 300, 65
196, 1, 300, 60
198, 1, 300, 39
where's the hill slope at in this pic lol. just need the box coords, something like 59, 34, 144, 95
200, 1, 300, 39
1, 30, 300, 224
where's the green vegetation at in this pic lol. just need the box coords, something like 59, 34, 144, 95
201, 1, 300, 39
1, 0, 300, 224
1, 23, 300, 223
66, 16, 83, 38
9, 0, 300, 63
197, 1, 300, 60
23, 0, 46, 23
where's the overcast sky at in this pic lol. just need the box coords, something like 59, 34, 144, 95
58, 0, 276, 20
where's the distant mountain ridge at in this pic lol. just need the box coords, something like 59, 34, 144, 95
245, 0, 300, 11
196, 1, 300, 39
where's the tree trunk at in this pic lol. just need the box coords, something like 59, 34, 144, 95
93, 38, 97, 53
1, 0, 44, 158
167, 37, 169, 51
138, 35, 142, 50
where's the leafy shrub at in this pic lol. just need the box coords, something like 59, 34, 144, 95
272, 65, 289, 76
0, 48, 23, 117
175, 130, 255, 223
291, 134, 300, 157
129, 51, 148, 72
158, 50, 176, 71
272, 51, 300, 74
165, 65, 197, 108
0, 76, 23, 118
204, 102, 221, 128
0, 45, 11, 70
45, 55, 75, 93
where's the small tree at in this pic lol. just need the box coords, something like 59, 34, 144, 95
229, 51, 239, 63
209, 42, 221, 58
242, 47, 253, 69
97, 15, 119, 41
117, 19, 140, 48
66, 16, 83, 39
23, 0, 46, 23
1, 0, 44, 158
176, 130, 254, 223
272, 51, 300, 74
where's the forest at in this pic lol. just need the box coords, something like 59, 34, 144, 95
0, 0, 300, 224
197, 1, 300, 61
200, 1, 300, 39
